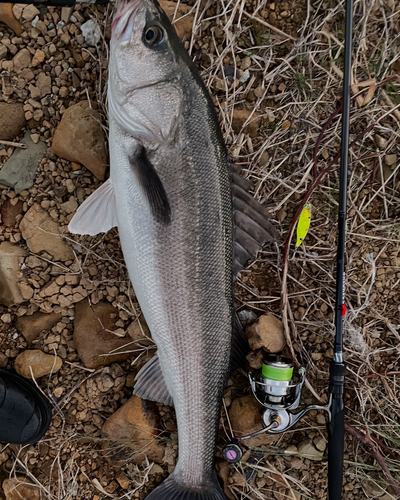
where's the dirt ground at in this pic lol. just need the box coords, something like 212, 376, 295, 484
0, 0, 399, 499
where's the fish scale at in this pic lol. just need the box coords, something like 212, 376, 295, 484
68, 1, 277, 498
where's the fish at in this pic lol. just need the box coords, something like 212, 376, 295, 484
69, 1, 277, 498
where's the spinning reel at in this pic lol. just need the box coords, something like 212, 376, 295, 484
222, 353, 329, 463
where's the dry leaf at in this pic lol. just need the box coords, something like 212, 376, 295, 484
282, 120, 291, 130
361, 84, 377, 106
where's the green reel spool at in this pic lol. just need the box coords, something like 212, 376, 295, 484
262, 362, 293, 382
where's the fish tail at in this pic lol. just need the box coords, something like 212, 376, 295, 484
145, 472, 226, 500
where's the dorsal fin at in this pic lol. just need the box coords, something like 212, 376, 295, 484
232, 166, 277, 276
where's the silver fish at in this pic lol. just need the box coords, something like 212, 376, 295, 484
69, 1, 276, 498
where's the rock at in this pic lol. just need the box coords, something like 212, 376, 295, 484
80, 19, 101, 46
0, 242, 28, 306
127, 318, 152, 345
0, 198, 24, 227
36, 72, 51, 97
246, 349, 263, 369
231, 108, 262, 137
0, 131, 47, 194
60, 196, 78, 214
0, 352, 8, 368
0, 45, 7, 60
3, 477, 40, 500
0, 103, 26, 141
20, 204, 74, 261
245, 313, 285, 353
52, 102, 107, 180
159, 1, 194, 39
14, 349, 62, 379
297, 439, 324, 461
15, 311, 62, 345
0, 4, 23, 35
73, 299, 134, 368
101, 395, 165, 464
228, 396, 276, 447
61, 6, 73, 24
31, 49, 45, 67
216, 460, 235, 500
21, 4, 39, 22
13, 48, 32, 72
384, 154, 397, 166
116, 472, 130, 490
314, 435, 327, 452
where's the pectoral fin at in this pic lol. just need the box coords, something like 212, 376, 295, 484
133, 353, 174, 406
129, 147, 171, 225
68, 178, 117, 236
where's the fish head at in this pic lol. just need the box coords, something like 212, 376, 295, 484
109, 0, 191, 144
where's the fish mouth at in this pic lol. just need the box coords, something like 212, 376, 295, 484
112, 0, 143, 39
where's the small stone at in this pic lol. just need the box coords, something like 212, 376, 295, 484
61, 6, 73, 24
241, 56, 252, 70
0, 198, 24, 227
231, 108, 261, 137
245, 313, 285, 352
101, 395, 165, 464
13, 48, 32, 71
52, 102, 108, 180
385, 154, 397, 166
0, 242, 28, 306
14, 349, 63, 379
0, 103, 26, 141
229, 396, 276, 447
73, 299, 134, 368
276, 209, 287, 222
0, 4, 23, 35
21, 4, 40, 22
30, 133, 40, 144
159, 1, 194, 39
15, 311, 62, 345
1, 313, 11, 323
80, 19, 101, 46
3, 477, 40, 500
36, 72, 51, 97
31, 49, 45, 67
0, 131, 47, 194
60, 196, 78, 214
314, 435, 327, 452
96, 374, 114, 393
116, 472, 130, 490
20, 204, 74, 261
59, 87, 69, 98
0, 45, 7, 60
0, 352, 8, 368
297, 439, 323, 461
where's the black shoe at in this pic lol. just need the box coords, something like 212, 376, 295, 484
0, 368, 52, 445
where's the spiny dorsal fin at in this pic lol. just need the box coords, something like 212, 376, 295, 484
232, 166, 278, 276
129, 147, 171, 225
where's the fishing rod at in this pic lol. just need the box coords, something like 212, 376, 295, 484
223, 1, 353, 499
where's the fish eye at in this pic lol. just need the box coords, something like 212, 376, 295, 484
144, 26, 164, 46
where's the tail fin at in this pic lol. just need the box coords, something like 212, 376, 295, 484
146, 473, 226, 500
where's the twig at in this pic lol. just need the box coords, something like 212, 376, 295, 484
345, 424, 400, 495
0, 139, 26, 149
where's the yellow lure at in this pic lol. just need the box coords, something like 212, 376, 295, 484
292, 204, 311, 259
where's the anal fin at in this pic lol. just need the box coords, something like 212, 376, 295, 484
133, 353, 174, 406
